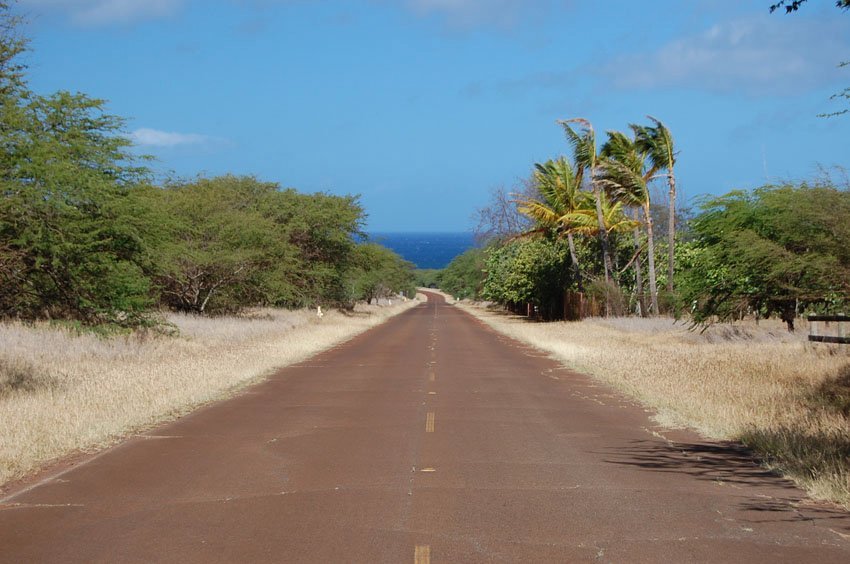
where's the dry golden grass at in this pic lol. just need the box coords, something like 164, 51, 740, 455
458, 303, 850, 507
0, 298, 420, 489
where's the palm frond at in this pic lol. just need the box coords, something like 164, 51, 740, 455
517, 198, 560, 225
597, 158, 649, 206
557, 118, 596, 174
600, 130, 644, 175
633, 115, 675, 173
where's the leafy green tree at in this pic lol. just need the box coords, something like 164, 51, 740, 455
136, 176, 292, 314
439, 247, 488, 299
679, 183, 850, 330
136, 175, 369, 314
348, 243, 415, 305
414, 268, 441, 288
0, 90, 152, 324
0, 1, 26, 99
516, 157, 593, 290
482, 237, 571, 319
265, 189, 365, 307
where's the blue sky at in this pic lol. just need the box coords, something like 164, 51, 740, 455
14, 0, 850, 231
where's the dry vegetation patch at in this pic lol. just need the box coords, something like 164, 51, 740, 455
0, 299, 419, 489
458, 303, 850, 507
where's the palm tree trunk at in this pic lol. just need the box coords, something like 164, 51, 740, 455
631, 209, 646, 317
592, 182, 614, 284
643, 202, 659, 315
566, 232, 582, 291
667, 168, 677, 294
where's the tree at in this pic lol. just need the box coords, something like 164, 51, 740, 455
0, 1, 26, 98
516, 157, 593, 290
474, 180, 536, 243
633, 117, 677, 296
138, 176, 288, 314
482, 237, 571, 319
559, 118, 616, 287
769, 1, 850, 13
348, 243, 415, 305
266, 189, 365, 307
599, 130, 661, 314
679, 183, 850, 330
0, 91, 153, 324
439, 247, 488, 299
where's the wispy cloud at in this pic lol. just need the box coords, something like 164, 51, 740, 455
596, 16, 850, 96
19, 0, 185, 26
129, 127, 213, 148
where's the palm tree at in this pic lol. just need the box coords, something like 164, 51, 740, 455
594, 191, 641, 237
634, 116, 677, 295
557, 118, 616, 287
599, 129, 660, 315
566, 191, 640, 270
516, 157, 592, 290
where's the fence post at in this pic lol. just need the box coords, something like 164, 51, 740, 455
808, 315, 850, 344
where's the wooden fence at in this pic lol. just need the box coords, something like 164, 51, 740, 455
502, 292, 603, 322
808, 315, 850, 344
563, 291, 602, 321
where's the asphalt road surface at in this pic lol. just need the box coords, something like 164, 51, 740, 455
2, 292, 850, 562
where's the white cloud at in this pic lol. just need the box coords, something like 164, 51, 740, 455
19, 0, 185, 26
129, 127, 212, 148
597, 16, 850, 96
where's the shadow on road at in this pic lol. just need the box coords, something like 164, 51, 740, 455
601, 439, 850, 529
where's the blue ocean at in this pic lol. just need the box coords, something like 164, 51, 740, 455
368, 232, 476, 269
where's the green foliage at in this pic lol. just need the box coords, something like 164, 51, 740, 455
135, 175, 369, 314
0, 3, 426, 327
0, 2, 27, 99
483, 237, 571, 319
413, 269, 441, 288
438, 247, 487, 299
0, 89, 153, 325
270, 189, 364, 307
134, 176, 286, 314
678, 184, 850, 330
347, 243, 415, 305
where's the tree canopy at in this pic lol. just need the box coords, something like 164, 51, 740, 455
678, 184, 850, 330
0, 5, 414, 326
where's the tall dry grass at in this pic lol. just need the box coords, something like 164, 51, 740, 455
0, 298, 420, 489
459, 303, 850, 507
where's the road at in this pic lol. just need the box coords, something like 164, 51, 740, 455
2, 292, 849, 562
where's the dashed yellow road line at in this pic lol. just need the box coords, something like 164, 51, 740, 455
414, 544, 431, 564
425, 412, 435, 433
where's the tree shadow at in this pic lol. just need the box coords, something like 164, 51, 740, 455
601, 439, 850, 528
602, 439, 780, 487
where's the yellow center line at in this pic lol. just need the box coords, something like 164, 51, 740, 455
425, 412, 435, 433
414, 545, 431, 564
